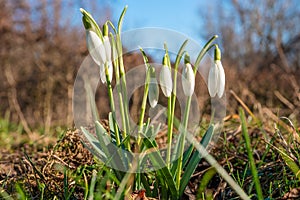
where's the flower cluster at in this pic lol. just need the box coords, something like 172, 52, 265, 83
83, 14, 225, 100
79, 6, 230, 200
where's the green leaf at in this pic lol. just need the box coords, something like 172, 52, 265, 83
182, 145, 194, 169
109, 112, 122, 145
142, 137, 178, 198
140, 173, 152, 197
81, 127, 107, 159
156, 170, 168, 199
179, 125, 214, 197
145, 123, 161, 141
95, 121, 110, 156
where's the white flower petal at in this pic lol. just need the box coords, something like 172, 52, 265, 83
99, 62, 113, 84
107, 61, 113, 83
208, 64, 218, 97
216, 60, 225, 98
148, 78, 159, 108
86, 30, 106, 65
182, 63, 195, 97
99, 63, 106, 83
159, 65, 173, 97
103, 36, 111, 62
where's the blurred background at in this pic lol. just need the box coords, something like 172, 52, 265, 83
1, 0, 300, 134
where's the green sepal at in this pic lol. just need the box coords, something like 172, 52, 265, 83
184, 52, 190, 64
80, 8, 103, 40
103, 22, 109, 37
214, 45, 221, 61
82, 15, 92, 29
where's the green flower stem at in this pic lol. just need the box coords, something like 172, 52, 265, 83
194, 35, 218, 73
239, 108, 263, 200
117, 34, 131, 136
174, 36, 218, 189
116, 6, 131, 136
105, 62, 120, 146
176, 94, 192, 189
166, 95, 172, 168
110, 33, 131, 150
168, 40, 188, 169
135, 60, 151, 191
109, 6, 131, 140
163, 44, 173, 169
137, 67, 151, 144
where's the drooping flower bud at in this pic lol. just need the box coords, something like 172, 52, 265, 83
148, 68, 159, 108
103, 23, 112, 63
182, 54, 195, 97
160, 54, 173, 97
208, 45, 225, 98
86, 30, 106, 66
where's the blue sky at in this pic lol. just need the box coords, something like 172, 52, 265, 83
67, 0, 225, 44
68, 0, 226, 63
104, 0, 205, 42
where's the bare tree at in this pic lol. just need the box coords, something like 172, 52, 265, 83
199, 0, 300, 69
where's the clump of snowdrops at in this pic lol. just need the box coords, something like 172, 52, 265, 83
80, 6, 251, 200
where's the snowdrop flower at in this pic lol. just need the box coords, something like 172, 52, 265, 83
101, 23, 113, 83
103, 23, 112, 63
208, 46, 225, 98
86, 29, 106, 65
148, 68, 159, 108
86, 29, 113, 84
160, 54, 173, 97
182, 54, 195, 97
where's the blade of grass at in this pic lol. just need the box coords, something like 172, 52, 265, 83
63, 168, 70, 199
272, 145, 300, 181
88, 170, 97, 200
239, 108, 263, 200
15, 184, 26, 200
